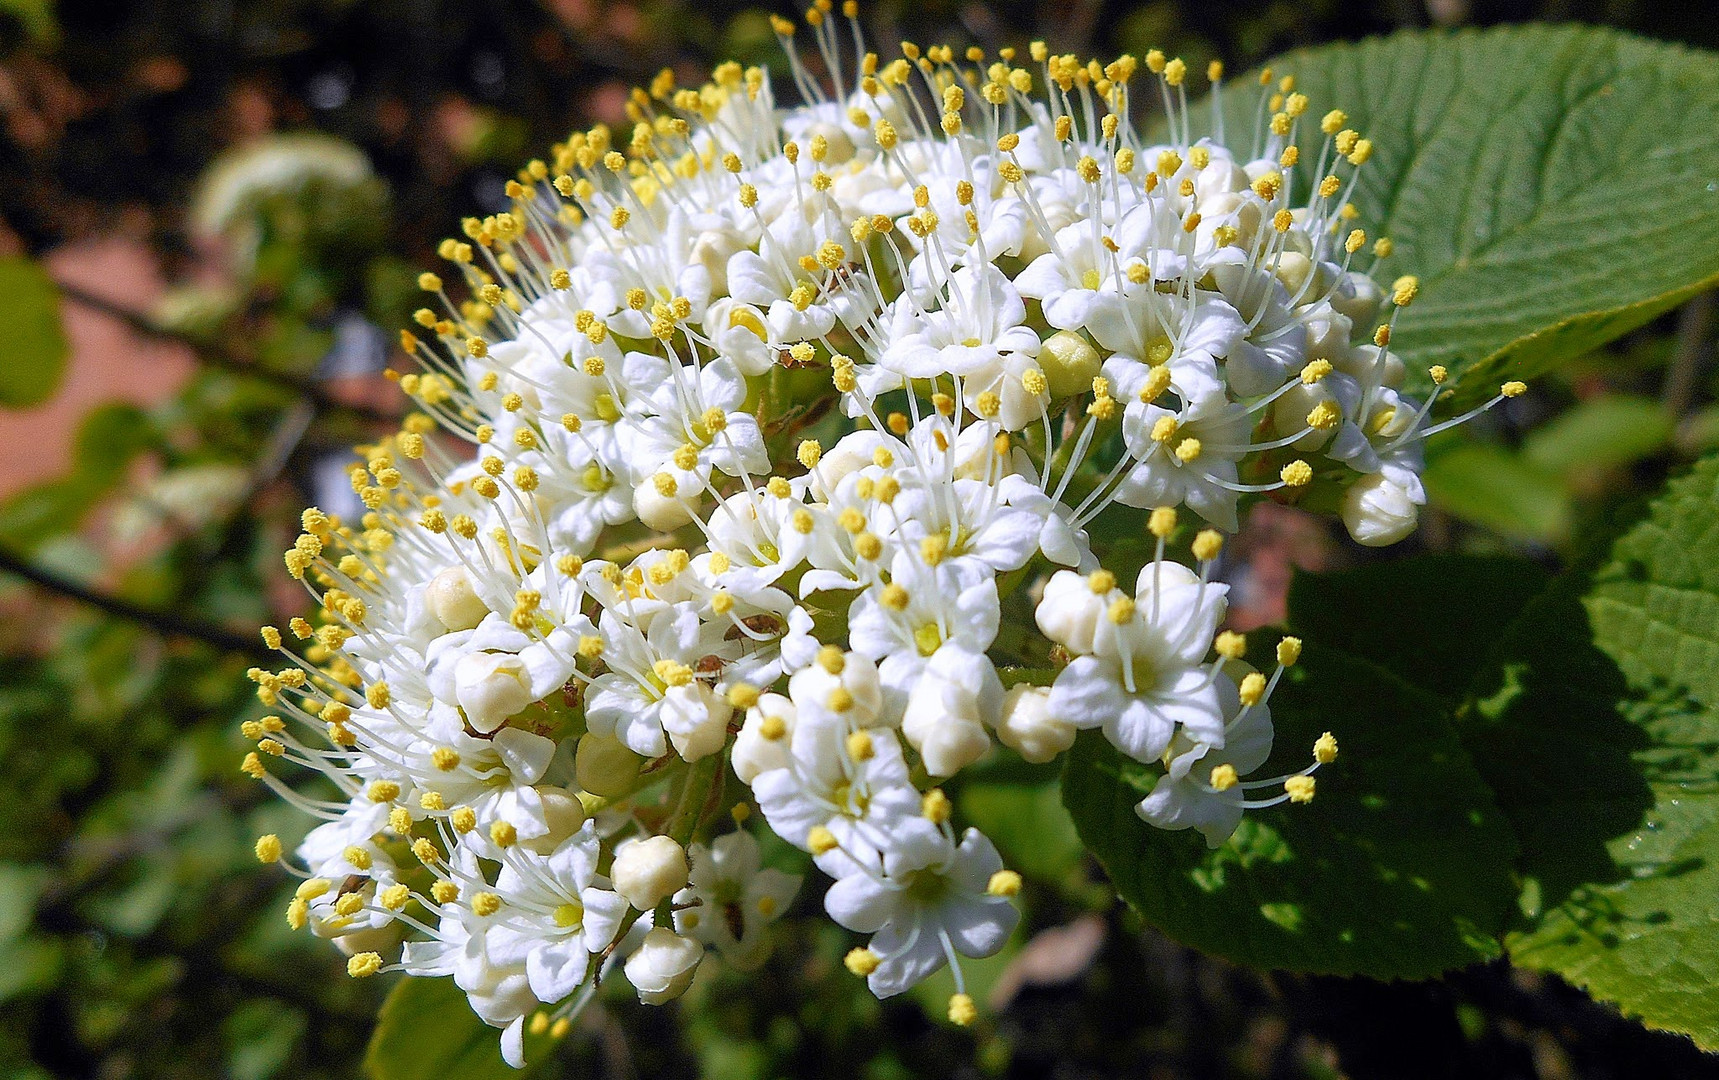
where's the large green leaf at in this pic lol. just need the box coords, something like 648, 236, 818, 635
1287, 553, 1553, 702
365, 976, 558, 1080
0, 257, 68, 408
1276, 461, 1719, 1047
1062, 645, 1518, 978
1585, 456, 1719, 708
1205, 27, 1719, 403
1500, 456, 1719, 1048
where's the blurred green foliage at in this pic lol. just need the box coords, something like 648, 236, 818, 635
2, 1, 1719, 1078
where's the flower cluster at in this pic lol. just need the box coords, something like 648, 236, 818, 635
244, 5, 1523, 1063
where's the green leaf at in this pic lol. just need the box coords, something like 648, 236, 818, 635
1207, 27, 1719, 403
1423, 443, 1571, 543
0, 257, 68, 408
1522, 395, 1674, 476
1281, 464, 1719, 1046
1286, 553, 1552, 704
1585, 456, 1719, 709
1062, 645, 1518, 978
365, 976, 558, 1080
1498, 455, 1719, 1047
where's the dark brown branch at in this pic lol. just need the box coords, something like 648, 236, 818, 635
54, 279, 402, 425
0, 544, 273, 661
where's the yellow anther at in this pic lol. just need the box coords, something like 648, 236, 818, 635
1501, 381, 1527, 398
1238, 672, 1266, 706
343, 845, 373, 871
1301, 359, 1333, 384
807, 826, 838, 854
759, 714, 788, 741
1108, 596, 1136, 624
949, 994, 978, 1027
450, 806, 477, 833
1391, 275, 1420, 307
472, 892, 503, 917
1281, 460, 1314, 487
921, 788, 952, 824
1314, 731, 1339, 764
845, 947, 881, 976
846, 730, 874, 759
347, 953, 384, 978
1306, 401, 1342, 431
254, 834, 282, 863
1174, 437, 1203, 463
1285, 775, 1316, 803
1214, 631, 1248, 660
1148, 506, 1177, 537
1276, 637, 1303, 667
817, 645, 846, 674
1209, 764, 1238, 791
727, 683, 761, 709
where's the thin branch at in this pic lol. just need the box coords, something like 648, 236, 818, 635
0, 544, 273, 661
53, 279, 402, 425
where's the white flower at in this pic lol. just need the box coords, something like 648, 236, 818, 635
673, 830, 801, 970
1047, 562, 1228, 762
900, 645, 1002, 777
1136, 675, 1273, 848
823, 820, 1018, 997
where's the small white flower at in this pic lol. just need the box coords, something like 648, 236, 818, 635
822, 820, 1018, 997
673, 830, 802, 970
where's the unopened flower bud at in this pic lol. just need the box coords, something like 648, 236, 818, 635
428, 566, 489, 631
625, 927, 704, 1004
575, 732, 643, 796
612, 835, 689, 910
994, 685, 1075, 763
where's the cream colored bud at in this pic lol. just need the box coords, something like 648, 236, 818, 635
575, 732, 643, 797
612, 835, 689, 911
1039, 330, 1102, 399
428, 567, 489, 631
625, 927, 703, 1004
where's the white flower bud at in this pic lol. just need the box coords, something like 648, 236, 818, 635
611, 835, 689, 911
1342, 472, 1420, 547
1034, 570, 1108, 655
624, 927, 704, 1005
428, 566, 488, 631
520, 786, 588, 855
1271, 251, 1314, 298
913, 717, 992, 778
453, 652, 534, 733
1328, 270, 1384, 330
1038, 330, 1101, 400
994, 685, 1075, 763
634, 478, 695, 532
732, 695, 795, 784
1194, 159, 1250, 201
901, 647, 1000, 777
575, 732, 642, 797
661, 682, 731, 762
